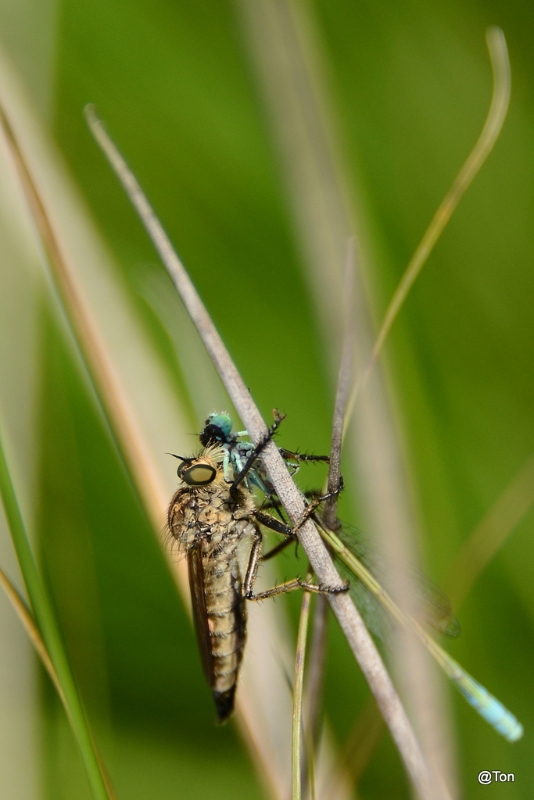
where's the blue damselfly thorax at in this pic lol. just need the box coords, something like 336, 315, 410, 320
198, 411, 329, 494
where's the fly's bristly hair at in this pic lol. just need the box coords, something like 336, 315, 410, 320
167, 444, 260, 723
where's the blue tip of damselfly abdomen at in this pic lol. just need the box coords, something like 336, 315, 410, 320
452, 666, 523, 742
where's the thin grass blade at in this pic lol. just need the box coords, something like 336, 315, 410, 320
445, 453, 534, 609
292, 586, 312, 800
346, 27, 511, 419
0, 424, 115, 799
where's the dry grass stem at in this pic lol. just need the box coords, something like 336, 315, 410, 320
299, 240, 356, 792
301, 594, 328, 800
233, 2, 460, 795
324, 238, 356, 528
0, 566, 66, 706
292, 587, 312, 800
303, 595, 329, 748
86, 108, 443, 800
337, 28, 510, 796
0, 102, 167, 535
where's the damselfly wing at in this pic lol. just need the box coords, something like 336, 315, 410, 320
315, 514, 523, 741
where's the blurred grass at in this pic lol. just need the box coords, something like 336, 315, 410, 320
0, 0, 533, 798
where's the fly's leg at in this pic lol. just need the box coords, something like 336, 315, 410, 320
242, 532, 347, 600
262, 537, 294, 561
290, 478, 345, 534
279, 448, 330, 465
253, 478, 343, 541
222, 449, 232, 482
255, 510, 292, 536
277, 448, 330, 481
254, 512, 296, 561
243, 529, 263, 598
244, 483, 349, 598
230, 411, 286, 497
245, 576, 348, 601
240, 528, 335, 603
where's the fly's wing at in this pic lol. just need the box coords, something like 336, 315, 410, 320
166, 488, 195, 564
187, 543, 213, 685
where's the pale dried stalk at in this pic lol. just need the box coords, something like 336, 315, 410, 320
325, 239, 356, 525
302, 594, 328, 750
86, 109, 439, 800
300, 240, 354, 795
0, 99, 294, 800
0, 567, 65, 706
0, 103, 168, 535
235, 1, 450, 795
300, 240, 355, 794
292, 588, 312, 800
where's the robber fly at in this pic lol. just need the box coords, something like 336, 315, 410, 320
167, 440, 343, 722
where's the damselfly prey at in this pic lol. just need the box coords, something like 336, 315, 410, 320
199, 411, 329, 494
167, 441, 344, 722
193, 413, 523, 742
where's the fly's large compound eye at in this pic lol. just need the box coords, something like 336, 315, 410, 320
178, 461, 217, 486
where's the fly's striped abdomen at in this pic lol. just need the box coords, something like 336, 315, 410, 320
197, 538, 247, 721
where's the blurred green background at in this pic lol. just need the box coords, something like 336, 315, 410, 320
0, 0, 533, 798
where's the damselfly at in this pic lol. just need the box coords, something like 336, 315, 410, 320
167, 442, 344, 722
199, 411, 329, 493
195, 413, 523, 742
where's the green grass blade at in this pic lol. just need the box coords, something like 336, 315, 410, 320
0, 423, 115, 800
346, 28, 511, 421
0, 565, 66, 706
